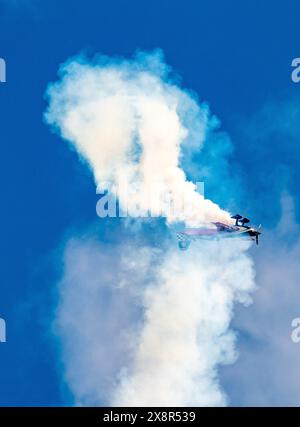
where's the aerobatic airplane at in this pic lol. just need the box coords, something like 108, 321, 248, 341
177, 214, 262, 250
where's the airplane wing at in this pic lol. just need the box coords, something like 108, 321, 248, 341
234, 228, 252, 235
213, 222, 236, 232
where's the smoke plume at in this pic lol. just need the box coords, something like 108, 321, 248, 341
45, 50, 256, 406
45, 50, 230, 226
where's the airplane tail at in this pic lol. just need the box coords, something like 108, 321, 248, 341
177, 232, 191, 250
178, 240, 191, 250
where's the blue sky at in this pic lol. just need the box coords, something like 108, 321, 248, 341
1, 0, 300, 406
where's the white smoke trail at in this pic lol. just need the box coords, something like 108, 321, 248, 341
112, 239, 255, 406
45, 51, 230, 226
45, 50, 256, 406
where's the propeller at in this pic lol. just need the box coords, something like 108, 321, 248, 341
253, 230, 262, 245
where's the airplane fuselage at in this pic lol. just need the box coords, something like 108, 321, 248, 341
177, 220, 261, 250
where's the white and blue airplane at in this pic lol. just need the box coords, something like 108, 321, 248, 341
177, 214, 262, 250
